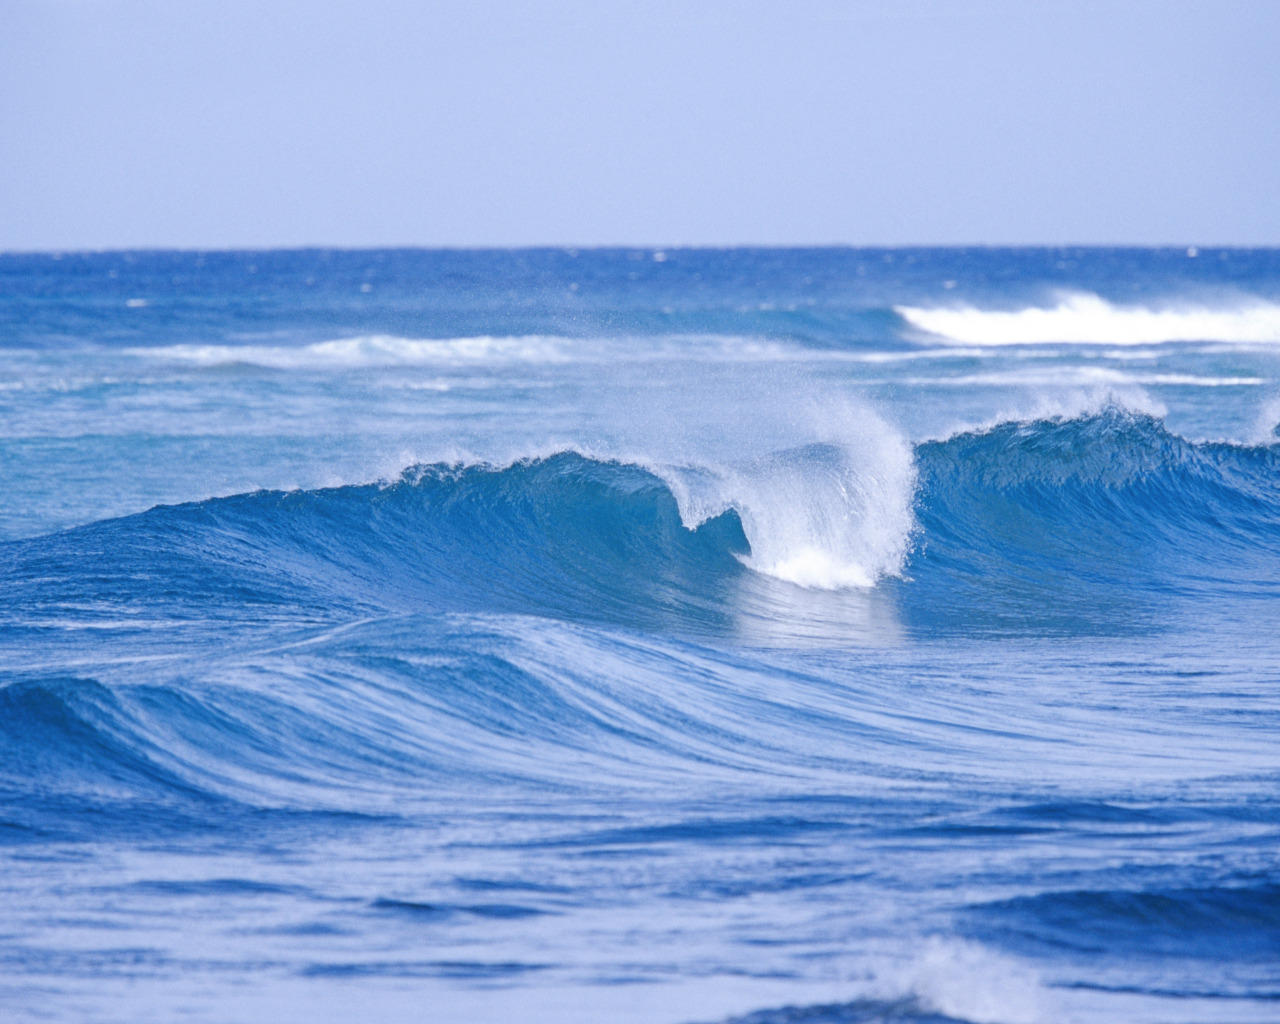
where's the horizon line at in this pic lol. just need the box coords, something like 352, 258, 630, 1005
4, 242, 1278, 257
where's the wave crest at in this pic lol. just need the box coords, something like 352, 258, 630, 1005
663, 434, 916, 590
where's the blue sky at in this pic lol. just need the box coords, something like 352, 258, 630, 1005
2, 0, 1277, 249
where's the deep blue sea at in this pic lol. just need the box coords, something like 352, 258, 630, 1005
3, 248, 1280, 1023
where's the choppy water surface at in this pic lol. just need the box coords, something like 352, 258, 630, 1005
2, 248, 1280, 1023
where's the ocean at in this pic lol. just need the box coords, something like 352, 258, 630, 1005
2, 247, 1279, 1023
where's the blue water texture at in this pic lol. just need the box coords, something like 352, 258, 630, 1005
2, 248, 1280, 1023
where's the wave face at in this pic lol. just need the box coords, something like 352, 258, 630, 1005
907, 411, 1280, 631
10, 411, 1275, 641
6, 249, 1280, 1024
2, 454, 752, 637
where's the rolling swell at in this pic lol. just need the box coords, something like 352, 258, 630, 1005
964, 882, 1280, 960
4, 412, 1280, 641
906, 410, 1280, 632
4, 410, 1279, 822
0, 458, 760, 821
1, 454, 751, 640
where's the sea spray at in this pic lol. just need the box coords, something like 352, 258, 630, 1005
658, 402, 917, 589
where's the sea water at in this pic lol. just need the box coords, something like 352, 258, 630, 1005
1, 248, 1279, 1023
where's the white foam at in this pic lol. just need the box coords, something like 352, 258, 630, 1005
839, 347, 993, 363
904, 938, 1049, 1024
1250, 393, 1280, 444
131, 335, 573, 369
898, 291, 1280, 346
661, 403, 917, 590
126, 332, 826, 370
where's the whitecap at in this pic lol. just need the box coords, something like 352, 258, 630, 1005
897, 291, 1280, 345
128, 334, 573, 369
660, 404, 917, 591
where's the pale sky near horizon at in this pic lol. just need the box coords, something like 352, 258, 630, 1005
2, 0, 1278, 250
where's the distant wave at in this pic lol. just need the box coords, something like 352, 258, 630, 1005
130, 334, 574, 368
898, 369, 1267, 388
896, 292, 1280, 345
128, 333, 800, 369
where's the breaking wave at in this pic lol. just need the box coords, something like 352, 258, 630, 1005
5, 410, 1280, 641
897, 292, 1280, 345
